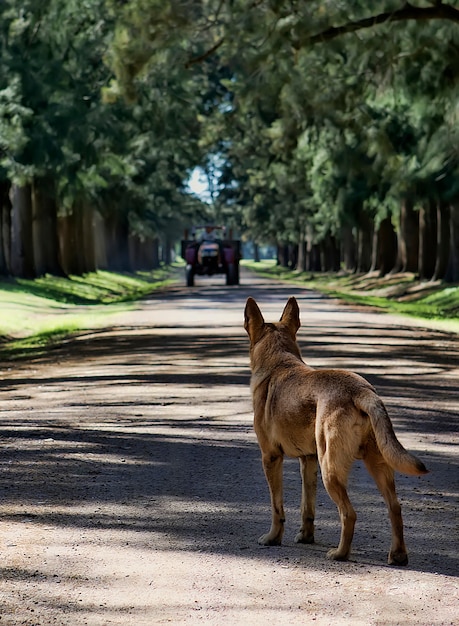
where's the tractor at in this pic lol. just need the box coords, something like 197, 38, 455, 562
181, 226, 240, 287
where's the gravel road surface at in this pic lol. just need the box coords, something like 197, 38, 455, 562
0, 269, 457, 625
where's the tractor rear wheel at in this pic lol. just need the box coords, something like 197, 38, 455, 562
186, 265, 195, 287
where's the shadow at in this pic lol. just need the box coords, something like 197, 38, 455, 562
0, 268, 457, 604
0, 419, 457, 577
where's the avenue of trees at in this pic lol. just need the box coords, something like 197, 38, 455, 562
0, 0, 208, 277
1, 1, 459, 281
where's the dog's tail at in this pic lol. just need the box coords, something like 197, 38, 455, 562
355, 390, 428, 475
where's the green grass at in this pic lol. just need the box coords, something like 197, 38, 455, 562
4, 267, 175, 305
0, 265, 179, 360
242, 259, 459, 332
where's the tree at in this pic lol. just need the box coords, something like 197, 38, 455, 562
2, 0, 459, 280
0, 0, 208, 277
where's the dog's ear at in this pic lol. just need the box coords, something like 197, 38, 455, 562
280, 297, 300, 335
244, 297, 265, 343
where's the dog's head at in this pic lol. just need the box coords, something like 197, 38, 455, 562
244, 296, 301, 346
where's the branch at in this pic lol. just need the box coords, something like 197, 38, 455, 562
297, 2, 459, 48
185, 37, 225, 68
183, 2, 459, 67
184, 0, 264, 68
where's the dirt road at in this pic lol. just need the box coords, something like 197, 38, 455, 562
0, 269, 458, 625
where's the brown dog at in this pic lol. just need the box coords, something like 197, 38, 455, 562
244, 296, 428, 565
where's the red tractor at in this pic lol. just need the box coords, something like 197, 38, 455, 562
181, 226, 241, 287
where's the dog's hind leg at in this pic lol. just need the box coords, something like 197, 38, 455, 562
258, 450, 285, 546
319, 448, 356, 561
363, 444, 408, 566
322, 476, 356, 561
295, 454, 318, 544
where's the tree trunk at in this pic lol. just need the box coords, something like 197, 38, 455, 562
370, 226, 378, 272
104, 213, 130, 271
59, 211, 83, 275
331, 235, 341, 271
322, 234, 340, 271
10, 183, 35, 278
432, 201, 450, 281
356, 215, 373, 273
129, 234, 159, 271
304, 225, 312, 271
308, 243, 322, 272
32, 177, 64, 276
418, 200, 437, 280
376, 216, 398, 276
152, 238, 160, 269
0, 181, 11, 275
59, 201, 95, 276
341, 223, 356, 272
94, 210, 108, 270
445, 204, 459, 283
277, 244, 289, 268
253, 242, 260, 263
81, 203, 96, 273
297, 239, 307, 271
394, 197, 419, 272
161, 236, 172, 265
129, 234, 142, 271
289, 244, 298, 270
104, 215, 117, 271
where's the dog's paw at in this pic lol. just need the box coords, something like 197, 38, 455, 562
258, 533, 282, 546
326, 547, 350, 561
388, 550, 408, 566
294, 531, 314, 544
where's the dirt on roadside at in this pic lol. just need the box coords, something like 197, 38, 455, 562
0, 270, 457, 625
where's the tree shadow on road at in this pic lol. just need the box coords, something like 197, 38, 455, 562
0, 280, 457, 596
0, 420, 457, 579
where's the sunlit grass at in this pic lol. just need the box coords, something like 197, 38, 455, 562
242, 259, 459, 331
2, 324, 81, 360
7, 266, 176, 305
0, 265, 180, 359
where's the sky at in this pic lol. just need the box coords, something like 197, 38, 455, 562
187, 167, 211, 203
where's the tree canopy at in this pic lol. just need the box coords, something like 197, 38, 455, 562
1, 0, 459, 279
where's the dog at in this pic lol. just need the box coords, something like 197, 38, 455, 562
244, 296, 428, 565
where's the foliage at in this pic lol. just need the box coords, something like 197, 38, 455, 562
104, 1, 459, 251
2, 1, 459, 277
0, 0, 209, 241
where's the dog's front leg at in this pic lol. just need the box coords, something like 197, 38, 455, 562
259, 451, 285, 545
295, 454, 318, 544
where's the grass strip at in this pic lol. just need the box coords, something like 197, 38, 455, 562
0, 265, 180, 360
241, 260, 459, 328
